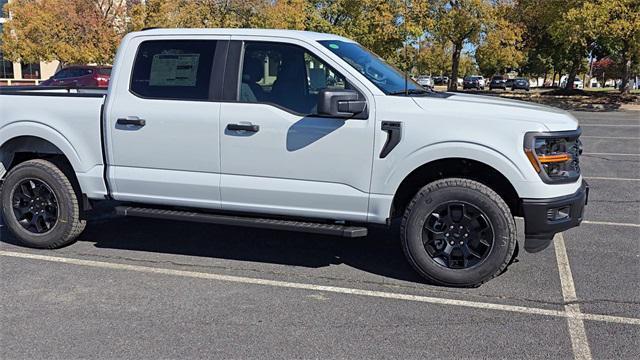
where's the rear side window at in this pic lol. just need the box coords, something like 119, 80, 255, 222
130, 40, 216, 100
54, 69, 71, 79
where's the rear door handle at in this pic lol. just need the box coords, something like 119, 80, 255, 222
227, 123, 259, 132
117, 117, 146, 126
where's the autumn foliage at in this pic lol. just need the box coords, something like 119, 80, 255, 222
1, 0, 638, 92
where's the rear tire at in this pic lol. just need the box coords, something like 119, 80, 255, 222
1, 159, 86, 248
400, 178, 517, 287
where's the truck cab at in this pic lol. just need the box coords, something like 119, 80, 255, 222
0, 29, 588, 287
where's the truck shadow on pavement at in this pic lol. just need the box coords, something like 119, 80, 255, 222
1, 213, 429, 284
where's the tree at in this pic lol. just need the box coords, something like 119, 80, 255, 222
549, 0, 606, 89
431, 0, 490, 91
307, 0, 409, 64
416, 41, 452, 76
128, 0, 269, 29
1, 0, 126, 64
594, 0, 640, 93
475, 3, 525, 77
515, 0, 576, 87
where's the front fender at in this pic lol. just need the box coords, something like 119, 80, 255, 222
374, 141, 529, 197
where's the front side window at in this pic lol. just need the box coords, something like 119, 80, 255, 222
239, 42, 347, 115
319, 40, 423, 95
131, 40, 216, 100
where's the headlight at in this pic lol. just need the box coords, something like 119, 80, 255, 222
524, 129, 582, 184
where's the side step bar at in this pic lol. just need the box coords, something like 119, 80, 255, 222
115, 206, 368, 238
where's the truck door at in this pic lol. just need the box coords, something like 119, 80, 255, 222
218, 39, 376, 222
105, 37, 229, 209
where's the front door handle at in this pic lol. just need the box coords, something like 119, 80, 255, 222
227, 123, 259, 132
117, 117, 146, 126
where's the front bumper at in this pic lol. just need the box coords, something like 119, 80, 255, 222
521, 180, 589, 252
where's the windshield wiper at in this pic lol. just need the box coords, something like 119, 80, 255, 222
388, 89, 431, 96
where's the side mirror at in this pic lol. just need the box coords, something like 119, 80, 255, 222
317, 89, 367, 119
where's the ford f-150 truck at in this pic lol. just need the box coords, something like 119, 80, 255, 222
0, 29, 588, 286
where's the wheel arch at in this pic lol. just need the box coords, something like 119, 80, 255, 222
0, 122, 84, 179
389, 157, 522, 220
0, 135, 87, 212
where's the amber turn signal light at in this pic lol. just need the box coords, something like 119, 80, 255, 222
538, 153, 571, 163
524, 149, 541, 172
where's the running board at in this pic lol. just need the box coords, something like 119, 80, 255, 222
115, 206, 368, 238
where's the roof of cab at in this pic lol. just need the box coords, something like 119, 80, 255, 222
133, 28, 356, 43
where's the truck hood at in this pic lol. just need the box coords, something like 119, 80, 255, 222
411, 92, 578, 132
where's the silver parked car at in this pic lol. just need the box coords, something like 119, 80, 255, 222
416, 75, 434, 89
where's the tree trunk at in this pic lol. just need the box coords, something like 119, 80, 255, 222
620, 41, 631, 94
543, 71, 548, 87
448, 42, 462, 91
565, 60, 578, 90
551, 68, 557, 87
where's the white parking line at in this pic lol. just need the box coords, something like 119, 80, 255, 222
581, 136, 640, 140
583, 153, 640, 156
554, 233, 593, 360
582, 220, 640, 228
580, 124, 640, 127
0, 250, 638, 326
584, 176, 640, 181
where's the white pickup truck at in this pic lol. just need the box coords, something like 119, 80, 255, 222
0, 29, 587, 286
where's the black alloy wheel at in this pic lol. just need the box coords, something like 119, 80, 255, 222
11, 178, 59, 234
422, 201, 494, 269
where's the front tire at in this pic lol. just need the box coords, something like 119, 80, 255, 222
400, 178, 516, 287
1, 159, 86, 248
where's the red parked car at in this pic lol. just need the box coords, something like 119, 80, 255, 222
39, 65, 111, 88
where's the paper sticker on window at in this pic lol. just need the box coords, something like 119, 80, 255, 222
149, 53, 200, 86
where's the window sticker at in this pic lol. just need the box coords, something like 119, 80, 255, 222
149, 53, 200, 86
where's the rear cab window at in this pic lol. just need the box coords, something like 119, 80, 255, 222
130, 40, 217, 101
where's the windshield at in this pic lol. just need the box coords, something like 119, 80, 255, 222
319, 40, 423, 95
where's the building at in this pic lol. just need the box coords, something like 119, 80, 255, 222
0, 0, 60, 85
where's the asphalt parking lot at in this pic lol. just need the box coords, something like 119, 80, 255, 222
1, 110, 638, 359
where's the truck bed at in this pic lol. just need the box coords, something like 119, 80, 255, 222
0, 86, 108, 198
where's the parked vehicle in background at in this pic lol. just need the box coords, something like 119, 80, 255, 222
463, 76, 485, 90
489, 75, 507, 90
573, 78, 584, 89
505, 78, 515, 88
416, 75, 434, 89
433, 76, 449, 85
560, 77, 584, 89
512, 78, 530, 91
39, 66, 111, 88
0, 28, 588, 287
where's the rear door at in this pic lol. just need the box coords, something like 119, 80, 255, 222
105, 36, 229, 209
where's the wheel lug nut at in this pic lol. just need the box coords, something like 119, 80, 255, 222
449, 241, 454, 245
459, 241, 464, 245
445, 233, 449, 237
450, 226, 454, 229
464, 234, 468, 237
